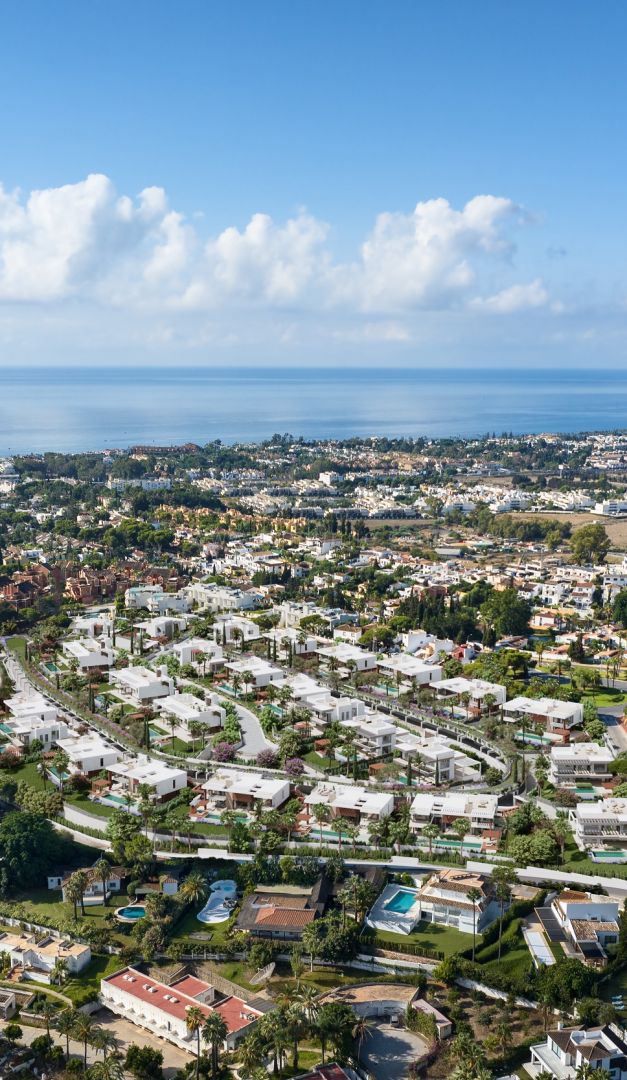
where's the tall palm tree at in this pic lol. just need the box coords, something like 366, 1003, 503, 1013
94, 858, 112, 906
202, 1012, 228, 1080
466, 886, 482, 961
186, 1005, 205, 1079
286, 1004, 306, 1070
56, 1007, 79, 1056
296, 984, 319, 1026
352, 1015, 375, 1062
91, 1028, 118, 1060
71, 1010, 94, 1071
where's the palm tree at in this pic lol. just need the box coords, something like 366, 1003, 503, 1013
186, 1005, 205, 1080
88, 1060, 125, 1080
51, 956, 68, 986
296, 984, 319, 1025
56, 1007, 78, 1056
220, 808, 238, 852
493, 865, 516, 960
91, 1028, 118, 1060
202, 1012, 228, 1080
181, 870, 209, 906
286, 1004, 306, 1070
312, 802, 331, 846
94, 858, 112, 906
467, 886, 482, 961
352, 1015, 375, 1061
238, 1031, 267, 1077
423, 822, 439, 858
451, 817, 468, 860
71, 1010, 94, 1071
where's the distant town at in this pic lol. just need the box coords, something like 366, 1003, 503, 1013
2, 430, 627, 1080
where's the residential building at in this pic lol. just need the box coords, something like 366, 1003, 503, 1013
410, 791, 499, 835
109, 664, 174, 703
571, 799, 627, 850
0, 930, 91, 982
549, 743, 615, 788
547, 890, 620, 967
416, 869, 498, 933
236, 877, 331, 941
502, 697, 583, 742
158, 692, 225, 740
107, 757, 188, 802
55, 733, 122, 776
172, 637, 224, 671
377, 653, 442, 687
224, 656, 283, 689
525, 1025, 627, 1080
317, 643, 377, 673
62, 636, 115, 671
305, 782, 394, 826
101, 967, 264, 1052
198, 769, 290, 815
434, 676, 506, 714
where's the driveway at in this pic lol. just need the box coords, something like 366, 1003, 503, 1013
232, 700, 277, 757
361, 1023, 429, 1080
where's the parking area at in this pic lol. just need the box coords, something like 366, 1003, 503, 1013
361, 1023, 429, 1080
94, 1009, 193, 1077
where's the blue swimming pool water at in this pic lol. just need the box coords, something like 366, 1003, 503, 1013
118, 906, 146, 920
385, 890, 416, 914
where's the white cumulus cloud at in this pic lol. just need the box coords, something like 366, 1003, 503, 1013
470, 277, 549, 313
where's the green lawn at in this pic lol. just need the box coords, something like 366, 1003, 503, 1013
304, 750, 335, 769
374, 919, 477, 957
170, 909, 238, 947
582, 688, 627, 706
64, 953, 123, 1002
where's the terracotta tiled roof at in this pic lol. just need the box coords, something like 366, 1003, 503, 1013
254, 907, 316, 929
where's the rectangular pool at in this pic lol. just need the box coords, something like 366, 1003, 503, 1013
385, 889, 417, 914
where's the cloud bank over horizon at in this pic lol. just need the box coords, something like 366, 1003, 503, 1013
0, 172, 611, 365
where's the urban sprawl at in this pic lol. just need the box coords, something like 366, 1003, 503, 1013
3, 431, 627, 1080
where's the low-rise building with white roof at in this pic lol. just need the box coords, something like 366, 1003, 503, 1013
55, 733, 122, 776
158, 692, 225, 740
108, 757, 188, 802
109, 664, 174, 703
435, 676, 506, 714
571, 798, 627, 850
410, 791, 499, 835
199, 769, 290, 814
172, 637, 224, 671
305, 782, 394, 825
62, 637, 115, 671
377, 653, 442, 687
0, 930, 91, 982
549, 743, 615, 789
224, 656, 283, 689
502, 696, 583, 742
316, 643, 377, 672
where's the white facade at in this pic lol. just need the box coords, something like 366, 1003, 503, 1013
158, 692, 225, 734
377, 653, 442, 686
571, 798, 627, 849
305, 782, 394, 823
549, 743, 615, 787
410, 791, 498, 834
435, 676, 506, 709
173, 637, 224, 670
317, 643, 377, 672
224, 656, 283, 689
62, 637, 115, 671
55, 733, 122, 775
108, 757, 188, 801
201, 769, 290, 811
109, 665, 174, 703
0, 931, 90, 980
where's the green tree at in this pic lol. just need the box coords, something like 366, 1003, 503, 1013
570, 523, 611, 565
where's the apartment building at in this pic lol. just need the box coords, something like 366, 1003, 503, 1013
549, 743, 615, 789
305, 782, 394, 826
410, 791, 499, 835
101, 967, 263, 1052
502, 696, 583, 742
109, 665, 174, 704
571, 799, 627, 851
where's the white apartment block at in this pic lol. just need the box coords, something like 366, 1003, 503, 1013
410, 791, 499, 835
549, 743, 615, 788
305, 782, 394, 825
571, 799, 627, 850
73, 613, 114, 638
101, 967, 262, 1053
108, 758, 188, 802
158, 692, 225, 738
200, 770, 290, 813
0, 931, 91, 981
55, 733, 122, 776
62, 637, 115, 671
109, 665, 174, 703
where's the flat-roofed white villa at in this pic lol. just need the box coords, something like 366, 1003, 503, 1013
316, 642, 377, 673
106, 757, 188, 804
109, 664, 174, 704
377, 653, 442, 687
502, 696, 583, 743
434, 676, 506, 715
62, 636, 115, 671
571, 798, 627, 852
410, 791, 499, 837
549, 742, 615, 789
157, 692, 225, 746
224, 656, 283, 690
172, 637, 224, 671
305, 782, 394, 828
194, 769, 290, 821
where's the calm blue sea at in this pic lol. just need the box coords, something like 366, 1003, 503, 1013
1, 365, 627, 454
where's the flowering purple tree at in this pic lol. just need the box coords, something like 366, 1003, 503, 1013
284, 756, 305, 777
212, 741, 237, 762
256, 748, 280, 769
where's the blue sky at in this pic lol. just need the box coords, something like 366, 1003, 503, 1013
0, 0, 626, 366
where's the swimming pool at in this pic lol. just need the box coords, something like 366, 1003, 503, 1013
115, 904, 147, 922
385, 889, 417, 914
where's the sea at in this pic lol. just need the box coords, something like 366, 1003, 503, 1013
1, 365, 627, 455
